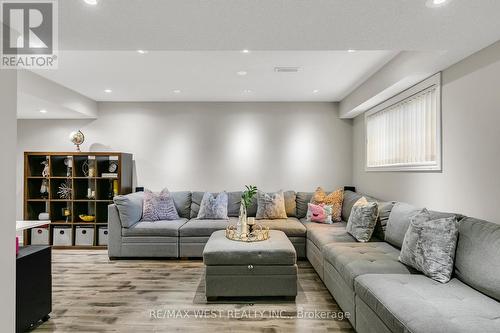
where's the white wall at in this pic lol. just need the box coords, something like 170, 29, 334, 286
17, 102, 353, 219
352, 41, 500, 223
0, 70, 17, 332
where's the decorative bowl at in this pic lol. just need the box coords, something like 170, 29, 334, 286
79, 214, 95, 222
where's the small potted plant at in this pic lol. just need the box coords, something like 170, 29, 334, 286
238, 185, 257, 236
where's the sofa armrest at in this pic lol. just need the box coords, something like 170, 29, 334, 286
108, 204, 123, 258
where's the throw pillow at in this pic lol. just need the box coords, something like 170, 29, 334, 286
399, 210, 459, 283
346, 197, 379, 242
306, 203, 333, 224
142, 188, 180, 221
197, 192, 229, 219
256, 190, 287, 219
311, 187, 344, 222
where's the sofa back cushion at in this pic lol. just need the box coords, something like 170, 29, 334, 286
296, 192, 313, 218
190, 191, 206, 218
171, 191, 192, 219
454, 217, 500, 301
113, 191, 144, 228
385, 202, 425, 248
342, 190, 363, 222
227, 191, 242, 217
386, 202, 462, 249
284, 190, 297, 217
372, 201, 396, 240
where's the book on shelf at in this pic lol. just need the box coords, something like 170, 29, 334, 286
101, 173, 118, 178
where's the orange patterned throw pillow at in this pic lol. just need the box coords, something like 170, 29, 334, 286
312, 187, 344, 222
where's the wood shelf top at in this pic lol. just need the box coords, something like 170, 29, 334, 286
25, 151, 129, 156
28, 176, 119, 180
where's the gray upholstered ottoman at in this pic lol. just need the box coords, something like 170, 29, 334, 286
203, 230, 297, 300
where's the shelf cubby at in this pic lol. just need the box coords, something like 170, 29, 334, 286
26, 201, 48, 221
50, 178, 72, 200
96, 201, 112, 223
26, 155, 49, 177
27, 178, 49, 200
50, 201, 73, 223
50, 155, 73, 177
73, 178, 96, 200
73, 201, 96, 223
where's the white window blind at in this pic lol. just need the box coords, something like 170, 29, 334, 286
365, 74, 441, 171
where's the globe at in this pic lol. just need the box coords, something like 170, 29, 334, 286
69, 130, 85, 151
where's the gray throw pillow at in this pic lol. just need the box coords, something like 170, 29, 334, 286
256, 190, 287, 219
142, 188, 179, 221
346, 197, 379, 242
197, 192, 229, 219
399, 209, 459, 283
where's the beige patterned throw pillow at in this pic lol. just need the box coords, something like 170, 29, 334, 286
312, 187, 344, 222
256, 190, 287, 219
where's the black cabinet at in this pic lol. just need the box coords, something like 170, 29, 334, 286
16, 246, 51, 332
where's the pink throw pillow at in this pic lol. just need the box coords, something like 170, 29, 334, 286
307, 203, 330, 223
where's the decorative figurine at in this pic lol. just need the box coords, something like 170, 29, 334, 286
40, 178, 49, 199
69, 130, 85, 152
41, 159, 49, 177
57, 182, 72, 199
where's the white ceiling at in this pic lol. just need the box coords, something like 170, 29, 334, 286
21, 0, 500, 106
33, 51, 397, 101
58, 0, 500, 52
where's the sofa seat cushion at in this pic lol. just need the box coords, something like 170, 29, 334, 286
256, 218, 306, 237
323, 242, 415, 288
179, 217, 237, 237
355, 274, 500, 333
301, 219, 356, 248
122, 218, 188, 237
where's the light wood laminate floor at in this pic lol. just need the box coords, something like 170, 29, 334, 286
34, 250, 354, 333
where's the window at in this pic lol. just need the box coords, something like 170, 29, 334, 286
365, 73, 441, 171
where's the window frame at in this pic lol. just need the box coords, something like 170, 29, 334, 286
364, 73, 442, 172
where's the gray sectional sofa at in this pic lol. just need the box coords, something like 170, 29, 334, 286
108, 189, 500, 333
109, 190, 308, 258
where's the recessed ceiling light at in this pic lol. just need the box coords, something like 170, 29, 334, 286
104, 89, 112, 93
241, 49, 250, 54
137, 49, 148, 54
312, 90, 319, 94
243, 89, 253, 94
426, 0, 451, 8
83, 0, 98, 5
347, 49, 356, 53
173, 89, 181, 94
39, 109, 47, 114
237, 71, 248, 76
